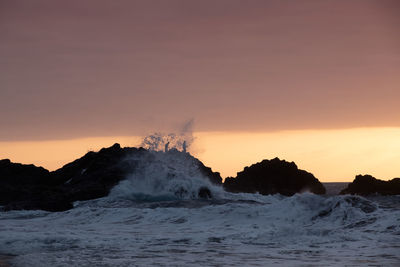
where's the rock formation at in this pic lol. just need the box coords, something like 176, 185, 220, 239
340, 175, 400, 195
0, 159, 72, 212
223, 157, 326, 196
0, 144, 222, 212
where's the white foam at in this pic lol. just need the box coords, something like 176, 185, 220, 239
1, 149, 399, 266
109, 150, 224, 201
1, 194, 399, 266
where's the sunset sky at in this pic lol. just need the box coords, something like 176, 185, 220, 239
1, 0, 399, 181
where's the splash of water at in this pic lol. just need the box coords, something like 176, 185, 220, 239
109, 150, 224, 201
140, 120, 195, 152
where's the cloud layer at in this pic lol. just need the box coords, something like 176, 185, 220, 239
1, 0, 399, 140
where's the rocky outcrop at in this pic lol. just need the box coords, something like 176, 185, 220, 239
51, 144, 144, 202
0, 144, 222, 212
223, 157, 326, 196
0, 159, 67, 211
340, 175, 400, 195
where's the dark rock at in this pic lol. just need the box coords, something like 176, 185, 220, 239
0, 144, 222, 212
340, 175, 400, 195
0, 159, 57, 210
0, 159, 51, 185
52, 143, 143, 202
223, 157, 326, 196
2, 199, 73, 212
199, 166, 222, 185
198, 187, 212, 199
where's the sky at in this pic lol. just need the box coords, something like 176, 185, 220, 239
1, 0, 400, 181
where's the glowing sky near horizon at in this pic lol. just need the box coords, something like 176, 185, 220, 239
1, 1, 400, 181
1, 128, 400, 182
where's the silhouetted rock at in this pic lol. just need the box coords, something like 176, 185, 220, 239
223, 157, 326, 196
3, 199, 74, 212
0, 144, 222, 212
0, 159, 51, 185
0, 159, 61, 210
340, 175, 400, 195
52, 143, 144, 202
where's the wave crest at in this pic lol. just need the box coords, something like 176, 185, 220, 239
109, 150, 223, 201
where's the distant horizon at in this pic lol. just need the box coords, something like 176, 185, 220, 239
1, 127, 400, 183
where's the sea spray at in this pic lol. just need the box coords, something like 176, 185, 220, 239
109, 149, 224, 201
140, 119, 195, 152
109, 123, 224, 201
2, 130, 399, 266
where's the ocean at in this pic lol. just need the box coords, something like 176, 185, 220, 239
1, 153, 399, 266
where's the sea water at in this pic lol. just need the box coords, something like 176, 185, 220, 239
1, 152, 399, 266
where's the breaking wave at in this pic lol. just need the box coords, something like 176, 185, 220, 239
1, 131, 399, 266
108, 150, 224, 202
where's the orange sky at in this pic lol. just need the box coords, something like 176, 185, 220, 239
1, 128, 400, 182
1, 1, 399, 181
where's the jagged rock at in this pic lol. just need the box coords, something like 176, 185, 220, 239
223, 157, 326, 196
340, 175, 400, 195
52, 143, 144, 202
0, 159, 62, 211
0, 159, 51, 185
0, 144, 222, 212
